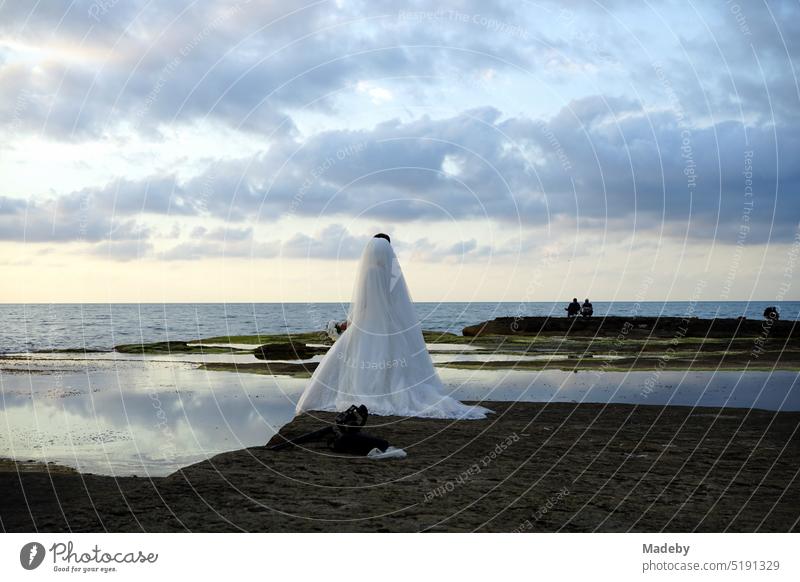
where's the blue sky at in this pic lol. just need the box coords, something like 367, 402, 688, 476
0, 0, 798, 302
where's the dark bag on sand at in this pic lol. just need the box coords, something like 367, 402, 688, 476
330, 431, 389, 455
335, 404, 369, 433
328, 405, 388, 454
269, 404, 388, 455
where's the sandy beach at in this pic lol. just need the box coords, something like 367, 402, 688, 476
1, 315, 798, 532
2, 400, 797, 532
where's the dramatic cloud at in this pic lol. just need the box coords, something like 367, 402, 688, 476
16, 100, 793, 247
0, 194, 146, 243
0, 0, 528, 141
1, 0, 797, 280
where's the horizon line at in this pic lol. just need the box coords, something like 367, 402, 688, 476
0, 300, 796, 305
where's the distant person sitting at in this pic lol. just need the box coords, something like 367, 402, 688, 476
565, 298, 580, 318
581, 298, 594, 318
763, 306, 780, 321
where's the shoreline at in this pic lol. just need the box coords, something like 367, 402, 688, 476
1, 400, 797, 532
6, 311, 798, 376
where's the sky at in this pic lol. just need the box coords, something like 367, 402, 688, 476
0, 0, 798, 303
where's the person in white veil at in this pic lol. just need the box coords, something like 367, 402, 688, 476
296, 234, 491, 419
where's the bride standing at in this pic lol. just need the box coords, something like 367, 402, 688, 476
296, 234, 490, 419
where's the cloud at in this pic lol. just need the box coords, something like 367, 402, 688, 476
401, 236, 493, 263
7, 96, 798, 248
0, 0, 529, 142
190, 225, 253, 241
3, 0, 797, 146
281, 224, 369, 260
159, 225, 278, 261
234, 103, 800, 242
90, 239, 154, 261
2, 0, 798, 264
0, 194, 146, 243
156, 223, 496, 264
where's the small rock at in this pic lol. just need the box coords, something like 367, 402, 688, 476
253, 342, 322, 360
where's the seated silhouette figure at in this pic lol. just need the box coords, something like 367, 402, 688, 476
565, 298, 580, 318
581, 298, 594, 318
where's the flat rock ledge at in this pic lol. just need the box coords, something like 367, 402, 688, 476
463, 315, 798, 339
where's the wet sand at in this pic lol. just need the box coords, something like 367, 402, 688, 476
1, 401, 797, 532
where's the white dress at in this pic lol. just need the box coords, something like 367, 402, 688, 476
295, 237, 490, 419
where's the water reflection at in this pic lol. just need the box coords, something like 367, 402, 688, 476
0, 360, 304, 476
1, 355, 798, 476
443, 368, 800, 412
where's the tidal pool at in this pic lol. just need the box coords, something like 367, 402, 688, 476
1, 353, 797, 476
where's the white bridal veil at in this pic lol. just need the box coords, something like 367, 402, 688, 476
295, 237, 490, 419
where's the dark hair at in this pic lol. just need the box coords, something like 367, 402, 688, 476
374, 233, 391, 243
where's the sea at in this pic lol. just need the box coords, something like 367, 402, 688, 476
0, 301, 797, 354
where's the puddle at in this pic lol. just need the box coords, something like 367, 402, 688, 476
426, 343, 483, 352
1, 354, 797, 477
440, 368, 800, 413
431, 354, 570, 363
0, 359, 304, 477
186, 343, 258, 350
